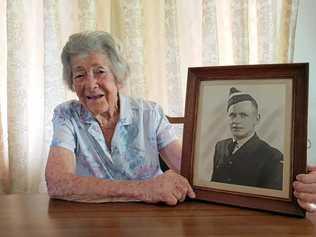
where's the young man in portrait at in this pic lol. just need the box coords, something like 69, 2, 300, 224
211, 87, 283, 190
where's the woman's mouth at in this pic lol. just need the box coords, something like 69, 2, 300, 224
86, 95, 104, 100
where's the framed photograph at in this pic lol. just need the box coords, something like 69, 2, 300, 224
181, 63, 308, 217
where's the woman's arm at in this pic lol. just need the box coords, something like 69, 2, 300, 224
45, 146, 195, 204
159, 140, 182, 173
45, 147, 144, 202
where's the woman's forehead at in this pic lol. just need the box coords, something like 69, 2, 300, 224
70, 52, 111, 68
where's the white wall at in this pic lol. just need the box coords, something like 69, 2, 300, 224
294, 0, 316, 164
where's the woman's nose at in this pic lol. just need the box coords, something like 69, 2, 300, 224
85, 72, 99, 88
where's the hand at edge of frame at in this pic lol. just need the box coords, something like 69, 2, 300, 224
140, 170, 196, 206
294, 165, 316, 213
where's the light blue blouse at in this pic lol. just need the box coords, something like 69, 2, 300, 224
50, 94, 177, 180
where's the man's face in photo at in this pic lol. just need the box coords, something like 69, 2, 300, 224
227, 101, 260, 140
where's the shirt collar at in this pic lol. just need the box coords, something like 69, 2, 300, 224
79, 103, 94, 124
233, 132, 256, 147
118, 93, 133, 125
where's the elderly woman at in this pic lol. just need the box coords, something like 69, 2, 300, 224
45, 31, 194, 205
46, 31, 316, 211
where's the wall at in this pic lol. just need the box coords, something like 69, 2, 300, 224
294, 0, 316, 164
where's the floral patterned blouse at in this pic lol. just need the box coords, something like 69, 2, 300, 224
50, 94, 177, 180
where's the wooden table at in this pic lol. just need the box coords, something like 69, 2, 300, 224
1, 194, 316, 237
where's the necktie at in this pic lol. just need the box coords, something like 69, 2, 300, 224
229, 141, 238, 154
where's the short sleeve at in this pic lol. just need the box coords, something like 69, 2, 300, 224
50, 106, 76, 153
155, 105, 178, 150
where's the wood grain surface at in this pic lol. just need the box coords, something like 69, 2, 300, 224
0, 194, 316, 237
1, 194, 316, 237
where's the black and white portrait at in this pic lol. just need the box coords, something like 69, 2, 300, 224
210, 87, 283, 190
193, 80, 292, 198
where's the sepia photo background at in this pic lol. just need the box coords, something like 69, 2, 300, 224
193, 79, 292, 198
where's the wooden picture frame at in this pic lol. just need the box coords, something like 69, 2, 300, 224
181, 63, 309, 217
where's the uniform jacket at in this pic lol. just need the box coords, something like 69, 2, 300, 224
211, 134, 283, 190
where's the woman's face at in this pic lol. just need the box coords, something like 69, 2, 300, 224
70, 52, 121, 116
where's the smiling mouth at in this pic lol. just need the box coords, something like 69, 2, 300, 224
86, 95, 104, 100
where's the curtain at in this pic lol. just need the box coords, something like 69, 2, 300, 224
0, 0, 299, 194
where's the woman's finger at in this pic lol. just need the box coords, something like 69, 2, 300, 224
293, 181, 316, 193
307, 165, 316, 173
171, 189, 183, 202
179, 176, 196, 199
295, 191, 316, 204
296, 173, 316, 184
297, 199, 316, 213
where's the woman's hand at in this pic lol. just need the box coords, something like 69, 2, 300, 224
141, 170, 196, 205
293, 165, 316, 212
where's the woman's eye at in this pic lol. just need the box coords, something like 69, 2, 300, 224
97, 69, 107, 75
74, 74, 84, 79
